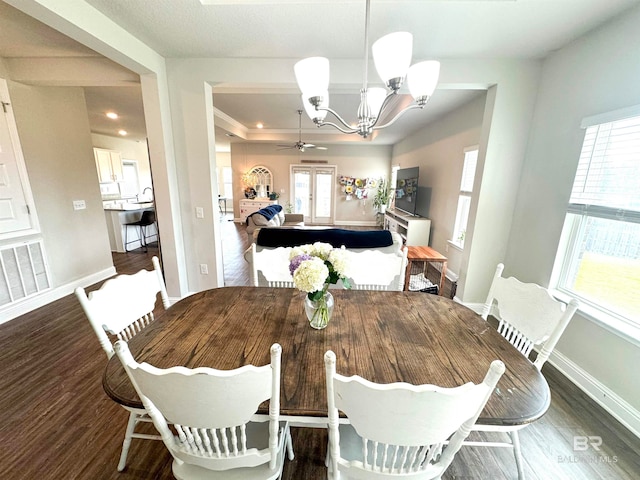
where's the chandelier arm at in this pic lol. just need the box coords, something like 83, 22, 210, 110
315, 106, 359, 131
372, 104, 424, 131
367, 91, 398, 129
315, 119, 359, 135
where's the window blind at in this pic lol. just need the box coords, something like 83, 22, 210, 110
460, 150, 478, 193
569, 114, 640, 223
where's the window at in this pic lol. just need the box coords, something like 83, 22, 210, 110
220, 166, 233, 199
451, 147, 478, 248
553, 106, 640, 334
119, 160, 140, 197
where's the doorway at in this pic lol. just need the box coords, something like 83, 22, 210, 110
290, 165, 336, 224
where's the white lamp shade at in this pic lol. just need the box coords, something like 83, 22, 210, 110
302, 92, 329, 121
294, 57, 330, 98
372, 32, 413, 85
408, 61, 440, 100
366, 87, 387, 118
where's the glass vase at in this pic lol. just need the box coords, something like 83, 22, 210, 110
304, 291, 334, 330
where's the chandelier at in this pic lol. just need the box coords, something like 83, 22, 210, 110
294, 0, 440, 139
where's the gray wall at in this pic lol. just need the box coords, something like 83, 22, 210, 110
505, 7, 640, 414
392, 94, 486, 277
8, 82, 113, 287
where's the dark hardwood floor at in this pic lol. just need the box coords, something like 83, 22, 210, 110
0, 216, 638, 479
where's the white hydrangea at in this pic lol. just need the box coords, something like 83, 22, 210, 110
310, 242, 333, 260
328, 248, 351, 278
289, 245, 311, 261
292, 257, 329, 293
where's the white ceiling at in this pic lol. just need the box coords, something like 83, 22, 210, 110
2, 0, 638, 149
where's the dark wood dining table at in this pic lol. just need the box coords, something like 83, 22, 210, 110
103, 287, 550, 427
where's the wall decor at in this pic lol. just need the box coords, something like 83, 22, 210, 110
339, 175, 377, 200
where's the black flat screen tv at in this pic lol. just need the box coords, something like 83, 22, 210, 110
395, 167, 420, 215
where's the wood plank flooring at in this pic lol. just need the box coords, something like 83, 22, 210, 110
0, 216, 638, 479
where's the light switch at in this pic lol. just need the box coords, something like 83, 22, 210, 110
73, 200, 86, 210
195, 207, 204, 218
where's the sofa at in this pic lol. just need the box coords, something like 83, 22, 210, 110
245, 205, 304, 241
244, 227, 405, 287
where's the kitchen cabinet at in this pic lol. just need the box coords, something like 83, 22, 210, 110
94, 148, 123, 183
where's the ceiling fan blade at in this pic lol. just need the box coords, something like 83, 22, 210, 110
303, 143, 316, 148
315, 146, 328, 150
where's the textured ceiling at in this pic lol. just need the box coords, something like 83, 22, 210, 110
2, 0, 639, 148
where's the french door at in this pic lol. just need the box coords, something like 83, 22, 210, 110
290, 165, 336, 224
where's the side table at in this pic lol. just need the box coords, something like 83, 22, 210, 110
404, 246, 448, 296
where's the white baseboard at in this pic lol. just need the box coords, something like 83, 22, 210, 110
0, 267, 116, 325
333, 220, 378, 227
548, 350, 640, 439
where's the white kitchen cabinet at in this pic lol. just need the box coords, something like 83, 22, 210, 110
94, 148, 124, 183
239, 199, 277, 222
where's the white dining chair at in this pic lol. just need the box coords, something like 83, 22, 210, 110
470, 263, 580, 479
324, 350, 505, 480
345, 247, 408, 291
114, 341, 294, 480
74, 256, 170, 471
251, 244, 295, 287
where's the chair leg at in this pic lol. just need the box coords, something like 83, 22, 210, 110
139, 225, 148, 252
124, 225, 130, 252
117, 410, 139, 471
510, 430, 526, 480
286, 425, 295, 460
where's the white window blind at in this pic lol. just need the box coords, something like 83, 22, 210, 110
568, 115, 640, 223
460, 149, 478, 193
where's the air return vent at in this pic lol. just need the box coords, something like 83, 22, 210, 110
0, 240, 51, 308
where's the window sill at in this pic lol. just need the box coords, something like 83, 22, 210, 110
447, 240, 463, 252
551, 289, 640, 348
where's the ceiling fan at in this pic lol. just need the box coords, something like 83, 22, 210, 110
277, 110, 327, 152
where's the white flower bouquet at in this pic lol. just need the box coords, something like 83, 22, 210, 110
289, 242, 352, 328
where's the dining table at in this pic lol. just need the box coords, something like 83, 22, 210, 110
103, 287, 550, 427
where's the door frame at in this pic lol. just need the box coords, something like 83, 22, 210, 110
289, 164, 337, 225
0, 78, 40, 240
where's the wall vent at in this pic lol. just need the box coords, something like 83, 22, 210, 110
300, 159, 328, 164
0, 240, 51, 308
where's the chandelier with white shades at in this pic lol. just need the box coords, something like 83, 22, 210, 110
294, 0, 440, 139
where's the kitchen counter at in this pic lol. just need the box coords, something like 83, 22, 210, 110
103, 204, 156, 252
103, 201, 154, 211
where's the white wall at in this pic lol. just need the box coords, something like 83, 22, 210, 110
506, 5, 640, 422
231, 143, 392, 224
8, 82, 113, 287
392, 94, 486, 275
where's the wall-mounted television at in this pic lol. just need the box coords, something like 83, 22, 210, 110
395, 167, 431, 218
395, 167, 420, 215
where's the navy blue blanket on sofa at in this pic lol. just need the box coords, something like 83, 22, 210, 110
246, 204, 282, 225
256, 228, 393, 249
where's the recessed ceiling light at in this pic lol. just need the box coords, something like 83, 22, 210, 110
118, 130, 127, 136
256, 123, 264, 129
225, 133, 236, 137
106, 112, 118, 119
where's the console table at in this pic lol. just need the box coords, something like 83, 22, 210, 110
404, 245, 448, 296
383, 208, 431, 245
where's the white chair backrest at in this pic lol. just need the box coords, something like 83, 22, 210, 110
346, 247, 408, 291
325, 350, 504, 478
251, 244, 295, 287
482, 263, 579, 370
115, 341, 283, 472
75, 256, 169, 359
